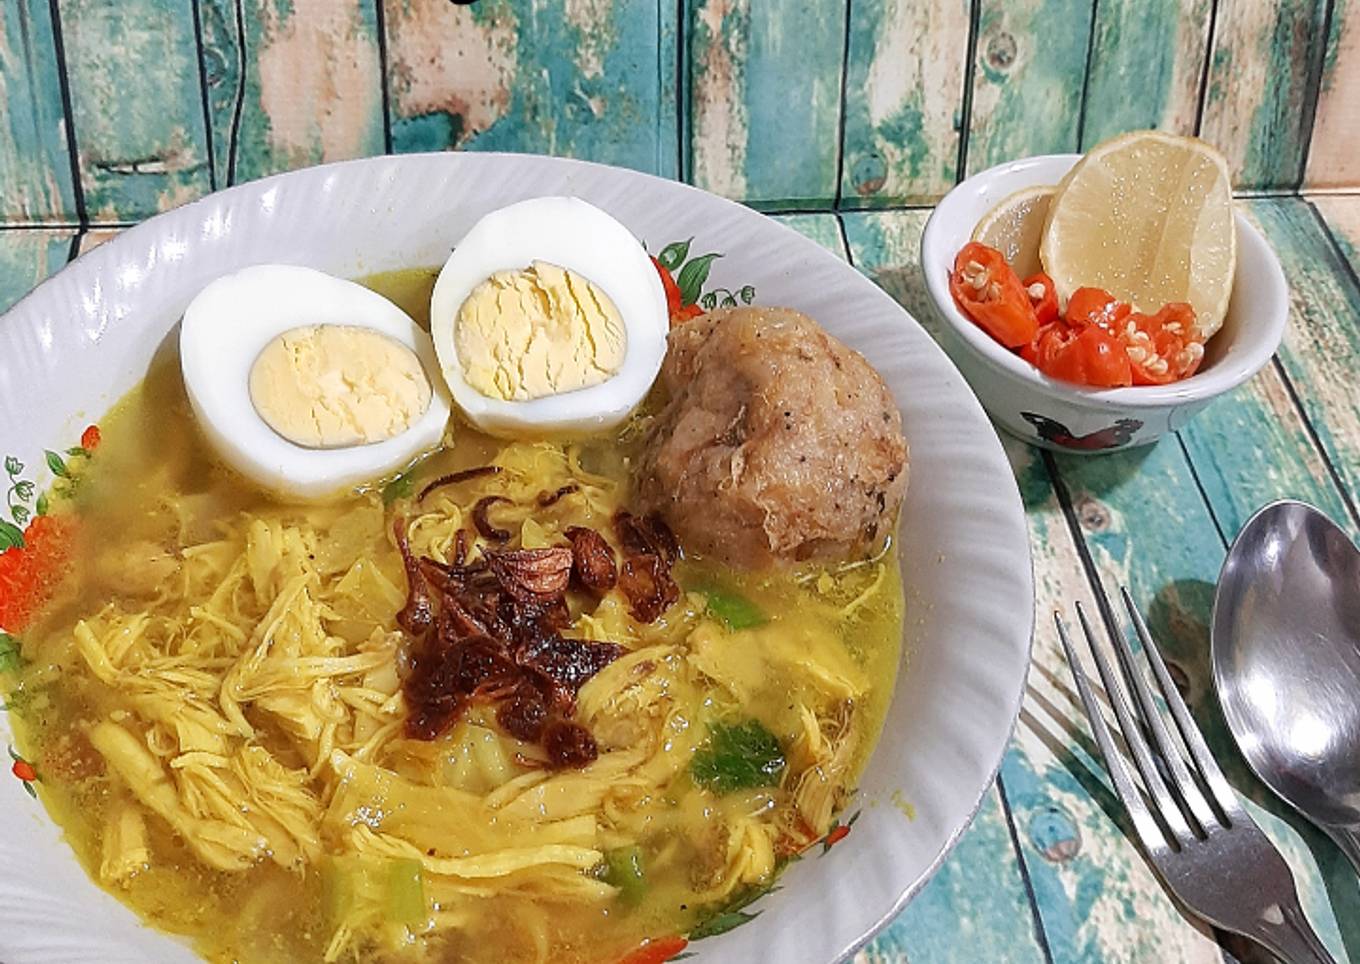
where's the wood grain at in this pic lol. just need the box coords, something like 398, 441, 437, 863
1179, 368, 1359, 542
0, 1, 77, 223
839, 0, 970, 207
1199, 0, 1330, 190
965, 0, 1094, 177
1306, 0, 1360, 190
0, 229, 73, 313
198, 0, 384, 185
688, 0, 847, 206
1079, 0, 1212, 147
384, 0, 672, 176
772, 212, 845, 255
1264, 196, 1360, 513
57, 0, 211, 219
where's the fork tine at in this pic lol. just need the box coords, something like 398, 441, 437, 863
1054, 612, 1167, 851
1103, 588, 1219, 836
1074, 602, 1196, 847
1120, 586, 1241, 821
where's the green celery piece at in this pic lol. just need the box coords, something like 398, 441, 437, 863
321, 856, 359, 928
602, 846, 646, 905
690, 720, 786, 794
683, 577, 767, 630
387, 858, 425, 923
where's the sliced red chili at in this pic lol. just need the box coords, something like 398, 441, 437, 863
1021, 272, 1059, 324
949, 242, 1040, 349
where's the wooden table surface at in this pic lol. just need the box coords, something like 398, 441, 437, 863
3, 0, 1360, 959
3, 196, 1358, 964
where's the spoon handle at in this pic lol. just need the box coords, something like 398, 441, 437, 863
1327, 825, 1360, 878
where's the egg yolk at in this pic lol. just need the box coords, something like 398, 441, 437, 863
455, 260, 627, 401
249, 325, 432, 449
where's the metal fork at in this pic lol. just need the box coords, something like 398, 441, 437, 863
1057, 587, 1337, 964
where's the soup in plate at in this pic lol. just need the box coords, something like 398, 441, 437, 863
0, 200, 909, 964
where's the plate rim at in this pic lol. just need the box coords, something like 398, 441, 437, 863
0, 150, 1036, 963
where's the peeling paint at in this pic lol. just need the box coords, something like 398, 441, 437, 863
563, 0, 614, 80
842, 0, 969, 206
690, 0, 749, 199
58, 0, 211, 218
1305, 0, 1360, 189
386, 0, 517, 151
1200, 0, 1329, 189
0, 1, 76, 222
254, 0, 383, 170
0, 230, 72, 312
1080, 0, 1211, 147
966, 0, 1092, 176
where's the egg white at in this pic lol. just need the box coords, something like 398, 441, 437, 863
429, 196, 668, 438
180, 264, 452, 501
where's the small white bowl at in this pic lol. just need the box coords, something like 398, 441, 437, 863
921, 154, 1288, 453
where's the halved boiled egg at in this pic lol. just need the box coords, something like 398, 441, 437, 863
429, 196, 668, 437
180, 264, 452, 500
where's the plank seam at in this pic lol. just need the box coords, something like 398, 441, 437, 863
1295, 198, 1360, 527
1074, 0, 1102, 150
1271, 356, 1360, 530
1294, 0, 1338, 190
45, 0, 87, 228
834, 210, 851, 260
1174, 432, 1229, 548
226, 0, 248, 186
1193, 0, 1221, 137
0, 220, 140, 230
995, 773, 1057, 964
954, 0, 982, 183
1038, 450, 1136, 672
374, 0, 394, 155
189, 0, 218, 190
831, 0, 853, 209
676, 0, 689, 184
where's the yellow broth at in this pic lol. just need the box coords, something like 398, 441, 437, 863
3, 271, 904, 964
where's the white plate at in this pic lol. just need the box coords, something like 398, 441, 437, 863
0, 153, 1033, 964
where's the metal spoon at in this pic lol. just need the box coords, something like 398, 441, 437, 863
1212, 500, 1360, 874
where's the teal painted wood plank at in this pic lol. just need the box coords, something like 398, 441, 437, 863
0, 230, 73, 313
383, 0, 672, 177
198, 0, 384, 185
1079, 0, 1212, 147
839, 0, 970, 207
1315, 193, 1360, 271
196, 0, 240, 187
965, 0, 1094, 177
74, 226, 120, 256
688, 0, 847, 207
860, 782, 1046, 964
1251, 197, 1360, 514
771, 212, 845, 256
0, 1, 77, 222
1199, 0, 1330, 190
657, 0, 680, 182
1179, 370, 1359, 544
57, 0, 211, 219
1305, 0, 1360, 189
